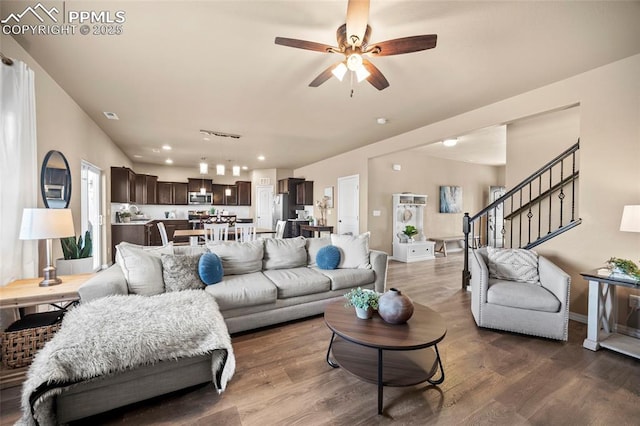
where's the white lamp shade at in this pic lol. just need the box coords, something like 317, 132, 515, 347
19, 208, 75, 240
620, 205, 640, 232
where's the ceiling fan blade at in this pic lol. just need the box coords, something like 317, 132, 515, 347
275, 37, 336, 53
346, 0, 370, 47
309, 63, 340, 87
368, 34, 437, 56
362, 59, 389, 91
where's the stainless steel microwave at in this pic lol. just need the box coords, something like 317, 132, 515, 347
188, 192, 213, 205
45, 185, 65, 200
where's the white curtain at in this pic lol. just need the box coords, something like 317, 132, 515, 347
0, 59, 38, 288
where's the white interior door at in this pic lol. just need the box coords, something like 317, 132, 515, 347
81, 161, 102, 271
255, 185, 274, 230
337, 175, 359, 235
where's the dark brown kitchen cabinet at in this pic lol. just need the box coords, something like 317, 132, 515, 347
111, 167, 136, 203
224, 185, 237, 205
236, 181, 251, 206
147, 219, 190, 246
157, 182, 188, 205
135, 174, 157, 205
111, 224, 148, 261
296, 181, 314, 205
212, 184, 225, 205
188, 178, 212, 193
173, 182, 188, 205
277, 178, 304, 195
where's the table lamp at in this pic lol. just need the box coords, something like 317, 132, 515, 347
19, 208, 75, 286
620, 205, 640, 233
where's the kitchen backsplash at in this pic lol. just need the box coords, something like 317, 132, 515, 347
111, 203, 251, 222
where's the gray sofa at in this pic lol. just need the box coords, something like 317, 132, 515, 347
51, 235, 387, 422
80, 235, 388, 333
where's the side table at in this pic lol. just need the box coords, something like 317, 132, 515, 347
0, 273, 94, 388
581, 270, 640, 359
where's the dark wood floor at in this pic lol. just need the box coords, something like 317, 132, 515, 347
2, 254, 639, 425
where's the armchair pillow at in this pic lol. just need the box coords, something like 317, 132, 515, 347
487, 247, 539, 284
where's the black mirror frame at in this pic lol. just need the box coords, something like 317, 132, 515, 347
41, 150, 72, 209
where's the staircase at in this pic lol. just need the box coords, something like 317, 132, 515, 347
461, 140, 581, 288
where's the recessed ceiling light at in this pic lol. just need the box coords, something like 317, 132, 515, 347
165, 159, 173, 164
258, 155, 265, 161
443, 138, 458, 147
376, 117, 387, 125
152, 148, 160, 153
103, 111, 119, 120
242, 166, 248, 170
203, 137, 210, 141
162, 144, 172, 151
133, 154, 143, 159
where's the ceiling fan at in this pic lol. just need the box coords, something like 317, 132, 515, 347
274, 0, 437, 91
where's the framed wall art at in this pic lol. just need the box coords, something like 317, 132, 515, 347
439, 186, 462, 213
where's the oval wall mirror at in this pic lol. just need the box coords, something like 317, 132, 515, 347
40, 150, 72, 208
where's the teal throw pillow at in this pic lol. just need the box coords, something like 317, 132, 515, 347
198, 252, 224, 285
316, 245, 341, 270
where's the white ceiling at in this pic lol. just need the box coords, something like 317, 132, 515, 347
3, 1, 640, 172
415, 125, 506, 166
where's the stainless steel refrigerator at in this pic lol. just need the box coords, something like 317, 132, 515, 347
273, 193, 290, 229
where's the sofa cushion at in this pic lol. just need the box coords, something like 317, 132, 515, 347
487, 279, 560, 312
487, 247, 539, 284
204, 272, 276, 310
206, 240, 264, 275
262, 237, 307, 270
317, 268, 376, 291
306, 237, 331, 266
161, 254, 206, 292
316, 245, 341, 270
115, 242, 174, 296
263, 268, 331, 299
198, 252, 224, 285
174, 245, 208, 256
331, 232, 371, 269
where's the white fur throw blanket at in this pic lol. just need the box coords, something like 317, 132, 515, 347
18, 290, 235, 426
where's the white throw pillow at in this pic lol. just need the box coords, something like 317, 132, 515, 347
263, 236, 307, 270
306, 236, 331, 266
116, 242, 174, 295
207, 239, 264, 275
487, 247, 539, 284
330, 232, 371, 269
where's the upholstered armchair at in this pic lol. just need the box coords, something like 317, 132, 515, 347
470, 247, 570, 341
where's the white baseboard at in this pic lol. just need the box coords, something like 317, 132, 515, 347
569, 312, 640, 338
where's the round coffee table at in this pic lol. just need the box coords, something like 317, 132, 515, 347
324, 298, 447, 415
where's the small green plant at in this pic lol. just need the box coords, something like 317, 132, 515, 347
344, 287, 379, 310
607, 257, 640, 280
61, 230, 92, 260
119, 211, 131, 218
403, 225, 418, 238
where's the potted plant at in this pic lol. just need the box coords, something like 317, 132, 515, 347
56, 230, 93, 275
403, 225, 419, 242
607, 257, 640, 281
120, 211, 131, 223
344, 287, 379, 319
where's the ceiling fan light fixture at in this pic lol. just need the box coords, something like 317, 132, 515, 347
332, 62, 348, 81
355, 66, 370, 83
216, 164, 225, 175
346, 53, 363, 71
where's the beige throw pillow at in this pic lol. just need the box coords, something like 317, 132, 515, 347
207, 240, 264, 275
263, 236, 307, 270
330, 232, 371, 269
115, 242, 174, 295
306, 237, 331, 266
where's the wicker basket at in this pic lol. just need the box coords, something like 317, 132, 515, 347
2, 316, 62, 369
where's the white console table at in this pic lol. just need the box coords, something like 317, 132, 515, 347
581, 270, 640, 359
